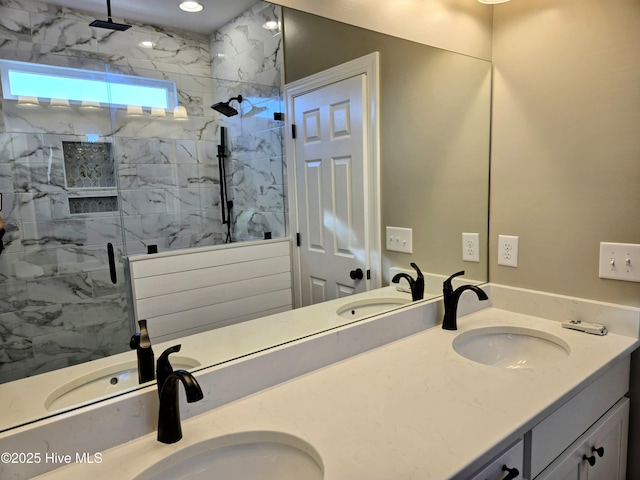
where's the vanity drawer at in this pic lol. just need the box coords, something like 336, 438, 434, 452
528, 357, 630, 478
468, 439, 523, 480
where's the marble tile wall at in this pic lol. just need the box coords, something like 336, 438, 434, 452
0, 0, 285, 382
210, 1, 286, 242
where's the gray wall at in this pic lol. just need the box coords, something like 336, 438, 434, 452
491, 0, 640, 307
491, 0, 640, 476
273, 0, 493, 60
283, 9, 491, 284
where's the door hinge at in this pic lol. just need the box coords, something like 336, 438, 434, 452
291, 124, 297, 139
296, 232, 301, 247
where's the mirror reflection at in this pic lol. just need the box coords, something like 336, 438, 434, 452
0, 0, 490, 432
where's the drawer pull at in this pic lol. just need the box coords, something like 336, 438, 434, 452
583, 454, 596, 466
591, 446, 604, 458
502, 464, 519, 479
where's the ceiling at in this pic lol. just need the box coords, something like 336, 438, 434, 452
43, 0, 262, 34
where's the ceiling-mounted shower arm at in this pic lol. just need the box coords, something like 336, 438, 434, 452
106, 0, 114, 21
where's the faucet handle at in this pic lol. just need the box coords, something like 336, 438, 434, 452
130, 319, 152, 350
410, 262, 424, 279
157, 344, 182, 396
138, 319, 151, 348
444, 270, 465, 286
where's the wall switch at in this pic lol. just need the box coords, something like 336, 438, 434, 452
498, 235, 519, 267
462, 232, 480, 262
599, 242, 640, 282
386, 226, 413, 253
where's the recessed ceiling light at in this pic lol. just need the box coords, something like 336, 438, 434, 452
262, 20, 279, 31
179, 1, 204, 13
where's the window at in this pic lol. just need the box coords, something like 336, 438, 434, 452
0, 59, 178, 110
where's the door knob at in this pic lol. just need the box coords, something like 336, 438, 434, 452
350, 268, 364, 280
592, 445, 604, 457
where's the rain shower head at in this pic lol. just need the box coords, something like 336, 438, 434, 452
211, 95, 243, 117
89, 0, 132, 31
89, 19, 132, 31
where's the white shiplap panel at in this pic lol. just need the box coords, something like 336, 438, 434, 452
147, 289, 293, 339
133, 256, 291, 299
137, 272, 292, 319
130, 240, 293, 339
151, 305, 292, 345
130, 241, 290, 279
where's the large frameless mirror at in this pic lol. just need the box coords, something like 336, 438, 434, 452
0, 0, 490, 432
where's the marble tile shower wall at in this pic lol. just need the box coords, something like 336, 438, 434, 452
0, 0, 284, 382
210, 1, 286, 242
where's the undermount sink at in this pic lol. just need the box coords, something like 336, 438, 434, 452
134, 431, 324, 480
337, 297, 411, 320
453, 326, 571, 369
44, 356, 200, 411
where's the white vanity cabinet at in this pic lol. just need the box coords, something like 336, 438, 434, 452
527, 358, 630, 480
468, 440, 523, 480
535, 398, 629, 480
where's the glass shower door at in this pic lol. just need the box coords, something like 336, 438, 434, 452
0, 55, 131, 384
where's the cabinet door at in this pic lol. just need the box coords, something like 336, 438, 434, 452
587, 398, 629, 480
535, 443, 587, 480
468, 439, 523, 480
535, 398, 629, 480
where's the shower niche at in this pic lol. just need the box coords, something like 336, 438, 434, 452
62, 141, 119, 215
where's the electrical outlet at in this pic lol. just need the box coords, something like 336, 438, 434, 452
462, 233, 480, 262
498, 235, 519, 267
386, 226, 413, 253
599, 242, 640, 282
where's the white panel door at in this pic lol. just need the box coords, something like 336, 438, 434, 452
293, 75, 367, 306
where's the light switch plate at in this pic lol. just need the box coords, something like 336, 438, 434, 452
462, 233, 480, 262
599, 242, 640, 282
498, 235, 519, 267
386, 226, 413, 253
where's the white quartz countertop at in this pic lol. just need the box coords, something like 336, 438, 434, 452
34, 307, 639, 480
0, 286, 414, 432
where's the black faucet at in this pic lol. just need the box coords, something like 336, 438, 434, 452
157, 370, 204, 444
156, 344, 182, 397
129, 319, 155, 384
391, 262, 425, 301
442, 270, 488, 330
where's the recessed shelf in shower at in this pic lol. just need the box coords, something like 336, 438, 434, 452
62, 141, 115, 189
62, 141, 118, 215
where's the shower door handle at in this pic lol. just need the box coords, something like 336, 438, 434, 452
107, 243, 117, 284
